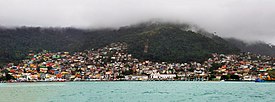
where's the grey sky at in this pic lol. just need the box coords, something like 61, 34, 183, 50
0, 0, 274, 44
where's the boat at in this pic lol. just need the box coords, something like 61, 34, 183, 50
255, 78, 264, 82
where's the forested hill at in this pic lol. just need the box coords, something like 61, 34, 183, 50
226, 38, 275, 57
0, 22, 240, 66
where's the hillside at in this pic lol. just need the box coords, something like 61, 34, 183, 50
226, 38, 275, 57
117, 22, 240, 62
0, 22, 240, 66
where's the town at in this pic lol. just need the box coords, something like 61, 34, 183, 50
1, 42, 275, 82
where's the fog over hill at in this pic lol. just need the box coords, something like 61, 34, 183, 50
1, 21, 275, 68
0, 0, 275, 44
225, 38, 275, 57
0, 22, 241, 66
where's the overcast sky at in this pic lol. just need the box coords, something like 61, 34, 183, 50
0, 0, 274, 44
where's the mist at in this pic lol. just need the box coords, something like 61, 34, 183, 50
0, 0, 275, 44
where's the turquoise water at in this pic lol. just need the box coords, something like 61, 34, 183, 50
0, 81, 275, 102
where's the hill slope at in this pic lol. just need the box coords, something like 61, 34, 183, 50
0, 22, 240, 66
226, 38, 275, 57
117, 23, 240, 62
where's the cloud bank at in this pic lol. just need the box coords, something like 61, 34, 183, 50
0, 0, 274, 44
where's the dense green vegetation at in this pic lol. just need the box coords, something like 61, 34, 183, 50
119, 23, 240, 62
220, 75, 240, 81
226, 38, 275, 57
0, 22, 240, 66
268, 70, 275, 78
0, 69, 15, 81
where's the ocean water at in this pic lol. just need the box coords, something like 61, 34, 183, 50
0, 81, 275, 102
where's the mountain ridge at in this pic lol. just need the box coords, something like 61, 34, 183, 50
0, 22, 272, 66
225, 38, 275, 57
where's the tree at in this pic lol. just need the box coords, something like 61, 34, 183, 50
221, 75, 230, 80
210, 63, 223, 72
0, 73, 15, 81
230, 75, 240, 80
5, 73, 15, 80
268, 70, 275, 78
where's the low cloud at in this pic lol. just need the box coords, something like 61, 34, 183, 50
0, 0, 274, 44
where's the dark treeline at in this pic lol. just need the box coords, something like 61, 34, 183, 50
0, 22, 241, 66
225, 38, 275, 57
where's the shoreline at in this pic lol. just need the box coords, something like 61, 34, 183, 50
1, 80, 261, 83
